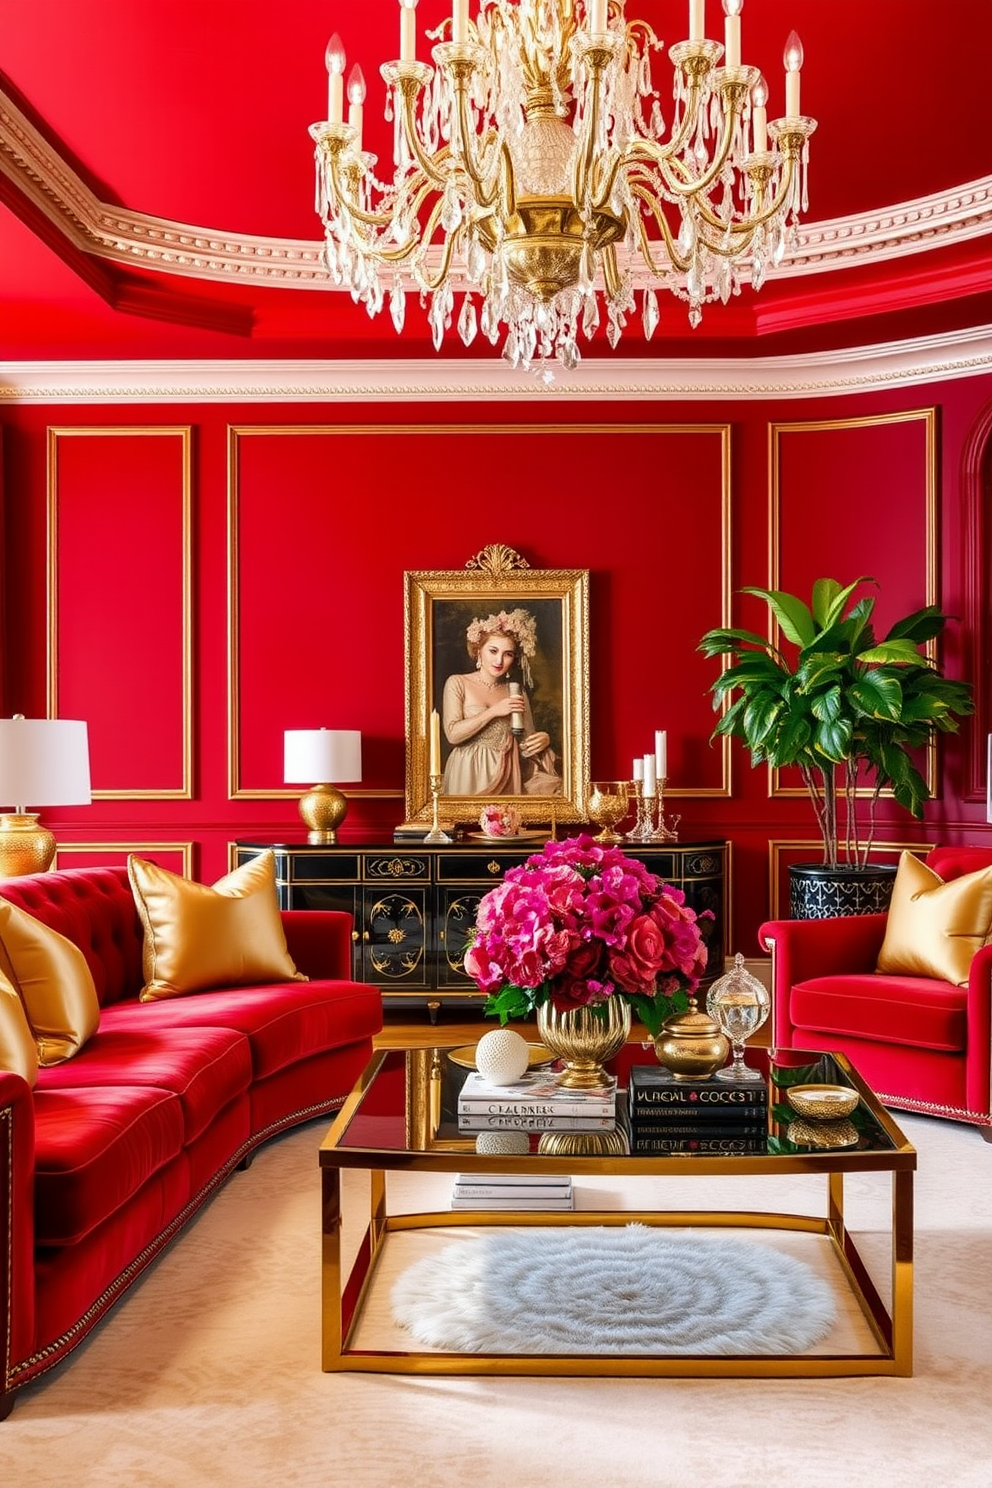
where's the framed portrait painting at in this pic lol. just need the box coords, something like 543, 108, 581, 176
404, 545, 590, 825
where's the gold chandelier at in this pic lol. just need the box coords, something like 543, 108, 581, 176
310, 1, 815, 369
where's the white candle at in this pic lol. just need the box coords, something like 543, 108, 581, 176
752, 74, 768, 152
655, 730, 668, 780
632, 758, 644, 782
643, 755, 657, 795
784, 30, 803, 118
689, 0, 705, 42
590, 0, 608, 32
400, 0, 417, 62
723, 0, 741, 68
347, 65, 366, 149
325, 35, 346, 125
452, 0, 469, 44
430, 710, 441, 775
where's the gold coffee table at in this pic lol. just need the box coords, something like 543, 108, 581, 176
319, 1043, 915, 1378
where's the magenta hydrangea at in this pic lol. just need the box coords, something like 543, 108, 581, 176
464, 834, 712, 1036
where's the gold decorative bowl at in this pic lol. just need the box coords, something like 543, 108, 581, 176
786, 1116, 860, 1149
786, 1084, 859, 1120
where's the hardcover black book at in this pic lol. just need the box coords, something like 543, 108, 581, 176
630, 1133, 766, 1155
629, 1065, 769, 1111
630, 1117, 768, 1138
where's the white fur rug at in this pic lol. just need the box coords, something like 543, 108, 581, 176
390, 1223, 837, 1355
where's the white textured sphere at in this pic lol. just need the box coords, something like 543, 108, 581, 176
474, 1130, 530, 1155
475, 1028, 530, 1085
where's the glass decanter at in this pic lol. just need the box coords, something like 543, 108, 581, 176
706, 952, 771, 1083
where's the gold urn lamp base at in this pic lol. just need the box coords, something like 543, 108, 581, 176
297, 784, 348, 845
653, 994, 730, 1081
0, 812, 57, 877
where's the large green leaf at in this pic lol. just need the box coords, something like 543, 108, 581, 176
740, 586, 815, 648
849, 672, 903, 720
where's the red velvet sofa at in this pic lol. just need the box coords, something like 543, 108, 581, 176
760, 846, 992, 1133
0, 866, 382, 1417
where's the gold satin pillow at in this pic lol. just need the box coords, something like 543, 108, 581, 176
0, 967, 38, 1086
128, 851, 307, 1002
876, 850, 992, 986
0, 898, 100, 1064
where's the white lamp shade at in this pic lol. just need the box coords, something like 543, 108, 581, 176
284, 728, 362, 784
0, 718, 91, 808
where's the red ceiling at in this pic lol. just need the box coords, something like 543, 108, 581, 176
2, 0, 991, 362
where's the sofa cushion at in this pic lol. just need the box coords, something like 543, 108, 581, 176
33, 1085, 185, 1245
104, 979, 381, 1081
0, 896, 100, 1063
128, 852, 306, 1001
791, 972, 968, 1052
36, 1024, 252, 1143
876, 850, 992, 986
0, 966, 38, 1085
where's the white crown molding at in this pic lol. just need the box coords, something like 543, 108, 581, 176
3, 327, 991, 404
2, 85, 991, 292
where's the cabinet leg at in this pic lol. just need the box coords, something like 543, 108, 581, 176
427, 1000, 441, 1025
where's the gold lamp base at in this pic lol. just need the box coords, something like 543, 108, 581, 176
0, 813, 57, 877
297, 784, 348, 845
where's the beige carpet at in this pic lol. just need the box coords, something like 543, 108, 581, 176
4, 1113, 991, 1488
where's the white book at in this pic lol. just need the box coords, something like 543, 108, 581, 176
454, 1172, 571, 1188
450, 1194, 575, 1210
457, 1112, 617, 1132
457, 1069, 616, 1118
452, 1183, 573, 1201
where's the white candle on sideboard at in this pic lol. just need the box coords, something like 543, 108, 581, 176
400, 0, 418, 63
452, 0, 469, 44
655, 730, 668, 779
430, 710, 441, 775
633, 758, 644, 782
689, 0, 705, 42
643, 754, 657, 795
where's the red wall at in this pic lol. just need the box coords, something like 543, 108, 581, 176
2, 375, 991, 957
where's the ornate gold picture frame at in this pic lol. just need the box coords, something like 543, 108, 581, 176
405, 544, 590, 824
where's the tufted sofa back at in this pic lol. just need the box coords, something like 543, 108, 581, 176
925, 845, 992, 882
0, 866, 144, 1007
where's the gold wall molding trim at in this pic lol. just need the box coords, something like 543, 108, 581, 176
47, 425, 194, 799
3, 328, 991, 405
54, 841, 194, 876
2, 84, 988, 293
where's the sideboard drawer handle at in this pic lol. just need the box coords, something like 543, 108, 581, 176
487, 860, 500, 874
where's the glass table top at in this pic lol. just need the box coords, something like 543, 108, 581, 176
326, 1041, 914, 1167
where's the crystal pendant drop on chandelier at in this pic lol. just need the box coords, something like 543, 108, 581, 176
309, 1, 816, 370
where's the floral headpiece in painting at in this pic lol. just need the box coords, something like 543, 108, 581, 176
466, 608, 538, 687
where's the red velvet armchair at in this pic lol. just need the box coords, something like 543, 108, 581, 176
759, 846, 992, 1135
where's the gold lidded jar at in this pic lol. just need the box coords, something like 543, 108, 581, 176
653, 994, 730, 1081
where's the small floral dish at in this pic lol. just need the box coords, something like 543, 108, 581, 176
477, 803, 522, 838
786, 1084, 860, 1120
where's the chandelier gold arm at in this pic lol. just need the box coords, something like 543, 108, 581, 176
409, 196, 462, 293
601, 241, 623, 299
625, 95, 739, 202
395, 71, 451, 192
629, 184, 693, 276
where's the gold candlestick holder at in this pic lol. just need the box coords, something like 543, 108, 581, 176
649, 777, 681, 842
423, 772, 452, 844
625, 779, 652, 841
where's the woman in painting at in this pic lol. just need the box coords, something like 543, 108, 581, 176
441, 608, 560, 797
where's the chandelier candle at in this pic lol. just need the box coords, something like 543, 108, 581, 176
310, 0, 816, 371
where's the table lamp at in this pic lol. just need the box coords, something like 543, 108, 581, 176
284, 728, 362, 844
0, 715, 92, 877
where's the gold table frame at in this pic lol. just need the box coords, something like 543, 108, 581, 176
320, 1047, 915, 1378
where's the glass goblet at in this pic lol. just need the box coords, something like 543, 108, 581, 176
586, 781, 630, 844
706, 952, 770, 1083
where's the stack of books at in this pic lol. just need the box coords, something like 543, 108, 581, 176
450, 1172, 574, 1211
456, 1068, 617, 1132
627, 1065, 769, 1154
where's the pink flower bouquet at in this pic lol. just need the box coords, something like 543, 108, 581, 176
478, 803, 522, 838
464, 834, 711, 1037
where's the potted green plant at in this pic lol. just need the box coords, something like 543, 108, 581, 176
698, 576, 974, 917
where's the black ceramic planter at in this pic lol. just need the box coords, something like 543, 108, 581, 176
788, 862, 898, 919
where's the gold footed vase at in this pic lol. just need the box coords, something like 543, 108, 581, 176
538, 1127, 629, 1157
537, 996, 631, 1090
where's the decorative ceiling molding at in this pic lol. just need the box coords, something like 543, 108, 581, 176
3, 84, 991, 295
3, 327, 991, 404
